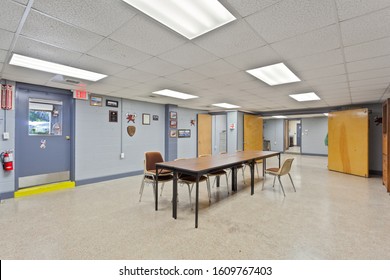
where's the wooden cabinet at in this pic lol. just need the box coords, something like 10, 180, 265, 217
383, 99, 390, 192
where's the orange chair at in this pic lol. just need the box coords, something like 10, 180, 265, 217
262, 158, 296, 196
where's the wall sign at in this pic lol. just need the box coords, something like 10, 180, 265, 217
109, 110, 118, 122
106, 99, 118, 107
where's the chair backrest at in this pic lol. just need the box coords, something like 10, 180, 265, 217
145, 152, 164, 171
279, 158, 294, 175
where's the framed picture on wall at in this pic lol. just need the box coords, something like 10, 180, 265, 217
178, 129, 191, 138
170, 130, 177, 138
170, 120, 177, 128
170, 111, 177, 119
106, 99, 118, 107
90, 95, 102, 106
142, 113, 150, 125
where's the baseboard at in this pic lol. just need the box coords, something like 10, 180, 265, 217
76, 170, 143, 186
0, 191, 14, 200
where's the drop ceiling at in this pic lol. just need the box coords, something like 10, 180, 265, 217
1, 0, 390, 113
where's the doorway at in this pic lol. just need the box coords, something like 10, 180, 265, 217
15, 83, 74, 189
285, 119, 301, 154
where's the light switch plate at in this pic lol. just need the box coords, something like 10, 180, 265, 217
3, 132, 9, 140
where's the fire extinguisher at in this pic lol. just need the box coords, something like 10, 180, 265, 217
0, 151, 13, 171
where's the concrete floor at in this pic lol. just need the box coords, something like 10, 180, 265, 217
1, 154, 389, 260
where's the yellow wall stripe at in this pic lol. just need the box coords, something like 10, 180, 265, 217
14, 181, 75, 198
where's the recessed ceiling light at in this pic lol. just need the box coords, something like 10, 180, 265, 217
289, 92, 321, 102
212, 103, 240, 109
9, 54, 107, 82
153, 89, 198, 100
272, 116, 287, 119
246, 63, 301, 86
121, 0, 236, 39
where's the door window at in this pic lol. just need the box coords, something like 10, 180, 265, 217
28, 98, 63, 136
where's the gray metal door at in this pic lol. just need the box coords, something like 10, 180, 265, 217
297, 123, 302, 147
15, 84, 73, 188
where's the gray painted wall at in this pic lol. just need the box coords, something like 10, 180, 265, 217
226, 111, 238, 153
177, 107, 201, 159
263, 119, 284, 152
301, 117, 328, 155
75, 98, 165, 181
237, 112, 244, 151
0, 80, 16, 197
212, 114, 227, 155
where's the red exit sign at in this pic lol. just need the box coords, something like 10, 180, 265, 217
73, 90, 88, 100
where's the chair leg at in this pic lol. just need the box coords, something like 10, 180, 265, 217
255, 163, 260, 179
277, 176, 286, 196
225, 173, 229, 194
242, 167, 246, 185
160, 182, 165, 196
262, 173, 266, 191
139, 176, 146, 202
186, 183, 193, 210
272, 176, 276, 188
288, 173, 296, 192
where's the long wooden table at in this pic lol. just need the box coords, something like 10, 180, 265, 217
155, 150, 281, 228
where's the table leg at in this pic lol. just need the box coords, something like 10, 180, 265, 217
250, 161, 255, 195
195, 176, 199, 228
216, 176, 220, 187
231, 167, 237, 192
173, 170, 178, 219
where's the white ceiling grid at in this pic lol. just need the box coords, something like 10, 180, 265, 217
0, 0, 389, 112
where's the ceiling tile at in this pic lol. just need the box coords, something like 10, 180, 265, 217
165, 70, 207, 84
21, 10, 104, 52
114, 68, 158, 83
109, 15, 186, 56
100, 76, 140, 88
287, 49, 344, 71
226, 0, 282, 17
349, 77, 390, 87
133, 57, 183, 76
350, 83, 389, 92
335, 0, 390, 21
86, 82, 125, 94
213, 71, 255, 85
352, 90, 384, 97
0, 49, 7, 62
2, 64, 53, 82
193, 20, 266, 58
88, 38, 151, 67
348, 67, 390, 81
246, 0, 337, 43
74, 54, 127, 76
32, 0, 137, 37
300, 64, 346, 80
224, 45, 280, 70
271, 25, 341, 59
0, 0, 25, 32
0, 28, 14, 50
340, 7, 390, 47
12, 0, 28, 4
158, 43, 218, 69
307, 74, 348, 85
13, 36, 83, 65
347, 55, 390, 73
344, 36, 390, 62
192, 78, 228, 90
191, 59, 239, 78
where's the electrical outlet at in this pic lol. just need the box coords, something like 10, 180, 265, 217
120, 152, 125, 159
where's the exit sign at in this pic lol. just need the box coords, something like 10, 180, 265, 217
73, 90, 88, 100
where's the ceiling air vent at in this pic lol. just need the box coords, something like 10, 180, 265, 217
50, 74, 83, 86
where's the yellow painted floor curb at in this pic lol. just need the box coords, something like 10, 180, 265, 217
14, 181, 75, 198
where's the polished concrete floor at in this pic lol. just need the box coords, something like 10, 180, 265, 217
1, 154, 390, 260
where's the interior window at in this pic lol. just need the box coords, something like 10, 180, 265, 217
28, 98, 63, 136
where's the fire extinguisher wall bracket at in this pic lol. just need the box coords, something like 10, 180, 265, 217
1, 84, 13, 110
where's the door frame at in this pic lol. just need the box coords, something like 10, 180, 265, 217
14, 83, 76, 190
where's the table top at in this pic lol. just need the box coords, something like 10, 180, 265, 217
156, 150, 280, 174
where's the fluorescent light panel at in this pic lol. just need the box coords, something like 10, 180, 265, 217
289, 92, 321, 102
323, 113, 329, 116
121, 0, 236, 39
9, 54, 107, 82
153, 89, 198, 100
246, 63, 301, 86
212, 103, 240, 109
272, 116, 287, 119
